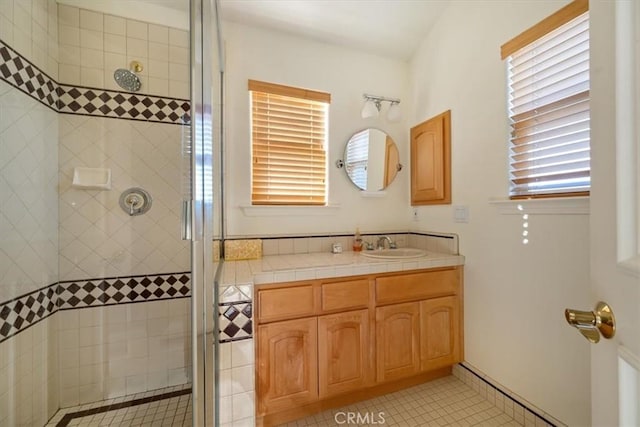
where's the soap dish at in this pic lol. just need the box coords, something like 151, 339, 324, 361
72, 167, 112, 190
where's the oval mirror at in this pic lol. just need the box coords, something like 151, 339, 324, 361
343, 128, 400, 191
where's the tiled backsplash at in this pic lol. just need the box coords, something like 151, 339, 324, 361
226, 231, 459, 257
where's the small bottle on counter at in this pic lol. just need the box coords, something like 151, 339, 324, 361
353, 228, 363, 252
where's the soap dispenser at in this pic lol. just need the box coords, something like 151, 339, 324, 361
353, 228, 363, 252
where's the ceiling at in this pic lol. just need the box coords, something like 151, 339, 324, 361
218, 0, 450, 61
136, 0, 450, 61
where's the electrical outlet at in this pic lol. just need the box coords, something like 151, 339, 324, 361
412, 208, 419, 221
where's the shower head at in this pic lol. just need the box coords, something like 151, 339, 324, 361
113, 61, 143, 92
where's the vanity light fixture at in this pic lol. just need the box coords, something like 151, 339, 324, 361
361, 94, 401, 122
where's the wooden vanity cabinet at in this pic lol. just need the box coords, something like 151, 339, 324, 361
375, 302, 421, 382
318, 309, 371, 397
256, 278, 371, 418
257, 317, 318, 415
375, 268, 462, 382
420, 296, 461, 372
256, 266, 463, 426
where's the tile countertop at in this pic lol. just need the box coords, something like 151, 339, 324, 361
218, 250, 465, 287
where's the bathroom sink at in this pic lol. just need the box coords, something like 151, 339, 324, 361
360, 248, 427, 259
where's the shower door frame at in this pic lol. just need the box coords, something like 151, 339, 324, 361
190, 0, 217, 425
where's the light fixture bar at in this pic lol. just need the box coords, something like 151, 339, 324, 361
363, 93, 401, 104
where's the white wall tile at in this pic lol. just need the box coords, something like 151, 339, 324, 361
104, 14, 125, 35
231, 340, 254, 368
0, 14, 13, 46
58, 4, 79, 27
80, 66, 103, 86
126, 19, 148, 40
59, 24, 79, 46
79, 28, 103, 50
126, 37, 148, 58
232, 391, 254, 421
168, 28, 188, 47
104, 33, 126, 54
80, 47, 104, 69
79, 9, 103, 32
0, 0, 14, 22
231, 365, 254, 394
148, 24, 168, 43
168, 45, 188, 65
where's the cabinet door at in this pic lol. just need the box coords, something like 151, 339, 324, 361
318, 310, 371, 397
410, 110, 451, 205
257, 317, 318, 415
420, 296, 461, 372
376, 302, 420, 382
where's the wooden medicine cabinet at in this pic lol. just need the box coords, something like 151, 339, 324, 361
410, 110, 451, 205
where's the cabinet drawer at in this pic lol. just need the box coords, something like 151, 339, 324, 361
257, 285, 315, 322
376, 269, 459, 305
321, 279, 369, 312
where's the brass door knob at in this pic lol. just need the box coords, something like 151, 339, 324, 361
565, 301, 615, 343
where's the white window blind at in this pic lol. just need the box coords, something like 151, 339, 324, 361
502, 0, 590, 198
345, 129, 369, 189
249, 80, 330, 205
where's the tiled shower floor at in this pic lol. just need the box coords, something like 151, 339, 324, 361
46, 385, 192, 427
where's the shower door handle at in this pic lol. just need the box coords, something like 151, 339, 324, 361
181, 200, 193, 240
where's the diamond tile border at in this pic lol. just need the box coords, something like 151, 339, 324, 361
58, 84, 190, 124
0, 272, 191, 343
0, 38, 190, 125
219, 300, 252, 343
0, 39, 58, 110
0, 283, 57, 344
57, 272, 191, 310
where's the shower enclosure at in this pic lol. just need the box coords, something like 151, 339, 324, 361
0, 0, 220, 425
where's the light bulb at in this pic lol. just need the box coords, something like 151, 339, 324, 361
387, 102, 401, 122
361, 99, 379, 118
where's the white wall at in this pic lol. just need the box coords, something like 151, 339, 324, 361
408, 1, 591, 425
222, 22, 411, 237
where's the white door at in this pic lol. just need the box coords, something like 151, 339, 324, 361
589, 1, 640, 425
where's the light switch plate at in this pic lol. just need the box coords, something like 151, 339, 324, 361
454, 205, 469, 223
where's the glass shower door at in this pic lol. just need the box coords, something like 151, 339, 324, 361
189, 0, 221, 425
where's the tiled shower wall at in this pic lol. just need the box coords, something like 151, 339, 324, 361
58, 114, 189, 281
1, 1, 193, 423
55, 4, 192, 408
57, 3, 189, 99
0, 0, 60, 426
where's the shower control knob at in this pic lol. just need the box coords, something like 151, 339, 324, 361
119, 187, 152, 216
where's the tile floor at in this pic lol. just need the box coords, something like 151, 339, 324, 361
45, 372, 557, 427
46, 385, 192, 427
279, 376, 524, 427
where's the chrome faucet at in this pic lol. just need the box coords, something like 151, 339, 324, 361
376, 235, 397, 250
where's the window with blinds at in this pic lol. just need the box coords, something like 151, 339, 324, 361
501, 0, 590, 199
249, 80, 330, 205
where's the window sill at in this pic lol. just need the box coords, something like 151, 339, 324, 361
489, 196, 590, 215
240, 204, 341, 217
